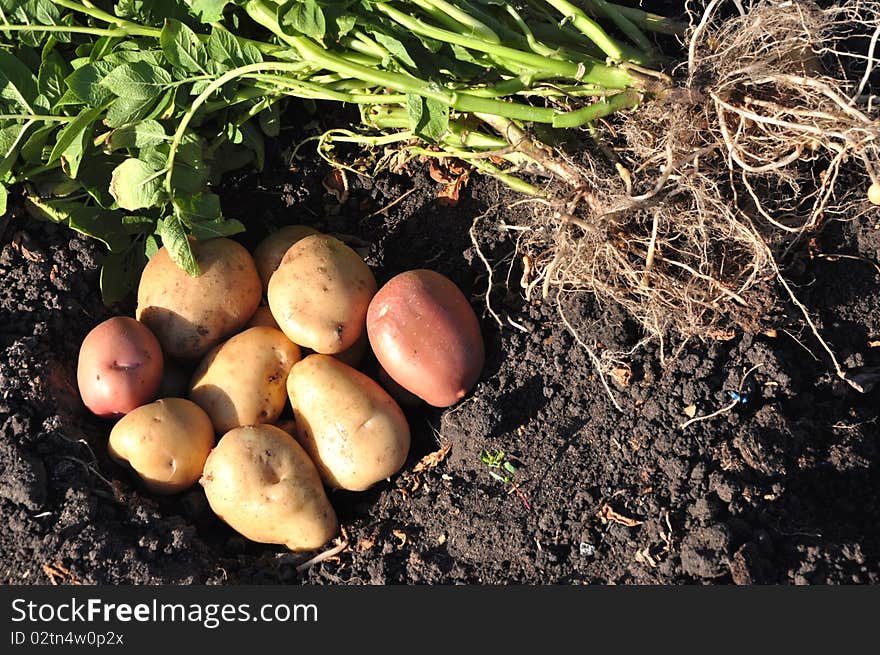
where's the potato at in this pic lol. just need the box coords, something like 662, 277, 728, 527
189, 327, 301, 434
77, 316, 163, 418
108, 398, 214, 494
367, 269, 484, 407
245, 304, 280, 330
288, 354, 410, 491
201, 424, 338, 552
136, 238, 261, 360
253, 225, 319, 292
268, 234, 377, 354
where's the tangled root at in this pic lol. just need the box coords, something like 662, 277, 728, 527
517, 0, 880, 353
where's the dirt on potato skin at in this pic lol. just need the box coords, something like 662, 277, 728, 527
1, 140, 879, 586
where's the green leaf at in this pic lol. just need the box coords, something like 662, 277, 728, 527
171, 134, 209, 193
406, 95, 449, 142
335, 14, 357, 38
0, 51, 38, 112
48, 105, 103, 166
188, 0, 231, 23
65, 61, 116, 107
104, 95, 156, 128
144, 233, 159, 259
78, 156, 122, 208
108, 120, 168, 151
174, 192, 244, 239
120, 214, 156, 235
37, 53, 67, 105
0, 123, 34, 180
160, 19, 208, 73
207, 25, 244, 67
280, 0, 326, 40
240, 121, 264, 171
23, 196, 129, 252
100, 62, 173, 100
109, 158, 166, 211
103, 48, 164, 67
259, 103, 281, 137
0, 184, 7, 217
173, 191, 221, 224
2, 0, 62, 47
100, 242, 147, 305
19, 124, 56, 164
157, 214, 199, 275
241, 42, 263, 65
371, 32, 417, 68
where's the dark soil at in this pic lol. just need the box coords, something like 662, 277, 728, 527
2, 26, 879, 585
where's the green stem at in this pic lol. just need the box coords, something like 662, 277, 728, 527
538, 0, 627, 61
469, 158, 549, 197
606, 3, 687, 36
0, 24, 152, 37
49, 0, 157, 34
374, 2, 634, 88
551, 88, 640, 128
505, 5, 559, 58
243, 1, 599, 123
583, 0, 654, 57
419, 0, 501, 43
0, 114, 73, 122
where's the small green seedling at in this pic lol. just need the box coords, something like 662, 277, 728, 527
479, 449, 531, 510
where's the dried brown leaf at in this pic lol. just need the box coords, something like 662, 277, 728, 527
597, 503, 643, 528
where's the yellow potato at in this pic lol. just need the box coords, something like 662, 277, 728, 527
253, 225, 319, 292
288, 354, 410, 491
189, 327, 301, 434
108, 398, 214, 495
200, 424, 338, 552
268, 234, 377, 354
136, 238, 262, 360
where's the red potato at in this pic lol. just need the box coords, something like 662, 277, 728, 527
76, 317, 164, 418
367, 269, 484, 407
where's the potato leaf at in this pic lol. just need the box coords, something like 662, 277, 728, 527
0, 184, 7, 217
48, 105, 103, 166
100, 241, 148, 305
279, 0, 326, 40
108, 120, 168, 151
23, 196, 130, 253
160, 18, 209, 73
65, 61, 116, 107
37, 53, 67, 105
187, 0, 233, 23
100, 62, 173, 100
0, 51, 38, 113
207, 26, 245, 67
371, 31, 417, 69
157, 214, 200, 276
406, 94, 449, 143
109, 158, 166, 211
174, 193, 244, 240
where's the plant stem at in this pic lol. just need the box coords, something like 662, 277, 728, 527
0, 24, 151, 37
537, 0, 628, 61
551, 88, 641, 128
374, 2, 635, 87
0, 114, 73, 122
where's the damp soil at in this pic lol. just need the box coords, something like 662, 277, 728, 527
2, 51, 880, 589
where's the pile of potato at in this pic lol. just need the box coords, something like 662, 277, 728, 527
76, 229, 484, 552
